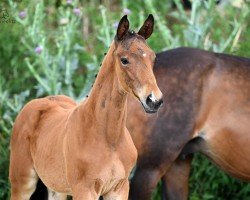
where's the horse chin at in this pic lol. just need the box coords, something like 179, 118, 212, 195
133, 92, 159, 114
144, 109, 158, 114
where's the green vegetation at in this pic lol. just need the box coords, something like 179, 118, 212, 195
0, 0, 249, 199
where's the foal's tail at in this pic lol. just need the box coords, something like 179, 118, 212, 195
30, 179, 48, 200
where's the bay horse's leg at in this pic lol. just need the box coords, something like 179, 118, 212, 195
129, 167, 163, 200
162, 157, 193, 200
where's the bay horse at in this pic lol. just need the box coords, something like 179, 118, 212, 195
127, 47, 250, 200
9, 15, 163, 200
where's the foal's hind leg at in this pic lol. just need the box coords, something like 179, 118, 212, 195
162, 157, 192, 200
9, 134, 38, 199
9, 166, 39, 200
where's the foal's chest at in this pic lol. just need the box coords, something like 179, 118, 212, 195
99, 156, 127, 194
81, 144, 136, 195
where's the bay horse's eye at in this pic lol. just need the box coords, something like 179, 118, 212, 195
121, 57, 129, 65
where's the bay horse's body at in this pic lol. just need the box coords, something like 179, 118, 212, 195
9, 15, 163, 200
128, 47, 250, 200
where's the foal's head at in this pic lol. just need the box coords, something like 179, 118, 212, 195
113, 15, 163, 113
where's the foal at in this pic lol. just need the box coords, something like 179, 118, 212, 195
9, 15, 163, 200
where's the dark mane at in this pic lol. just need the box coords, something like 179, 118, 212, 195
215, 52, 250, 64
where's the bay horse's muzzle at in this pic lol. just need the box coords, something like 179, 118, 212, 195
142, 93, 163, 113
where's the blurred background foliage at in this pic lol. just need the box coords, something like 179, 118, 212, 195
0, 0, 250, 199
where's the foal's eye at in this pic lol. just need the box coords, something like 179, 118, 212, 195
120, 57, 129, 65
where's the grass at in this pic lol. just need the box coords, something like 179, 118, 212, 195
0, 0, 249, 199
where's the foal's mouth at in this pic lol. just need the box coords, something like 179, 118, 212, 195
140, 101, 161, 114
132, 90, 163, 114
139, 97, 163, 114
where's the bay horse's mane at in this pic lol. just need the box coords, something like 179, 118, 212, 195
156, 47, 250, 68
215, 52, 250, 64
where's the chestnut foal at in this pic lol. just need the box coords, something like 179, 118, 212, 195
9, 15, 163, 200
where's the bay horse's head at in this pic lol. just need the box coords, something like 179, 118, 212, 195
114, 15, 163, 113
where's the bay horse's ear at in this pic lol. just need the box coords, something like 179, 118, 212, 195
116, 15, 129, 41
138, 14, 154, 40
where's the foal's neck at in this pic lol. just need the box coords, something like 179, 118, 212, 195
80, 42, 127, 145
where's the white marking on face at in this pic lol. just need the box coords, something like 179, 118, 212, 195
142, 53, 147, 57
149, 91, 157, 102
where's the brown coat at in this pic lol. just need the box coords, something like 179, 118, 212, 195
9, 15, 163, 200
128, 47, 250, 200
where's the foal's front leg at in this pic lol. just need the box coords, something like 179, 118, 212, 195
103, 179, 129, 200
72, 181, 101, 200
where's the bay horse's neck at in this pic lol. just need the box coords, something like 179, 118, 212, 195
79, 42, 127, 146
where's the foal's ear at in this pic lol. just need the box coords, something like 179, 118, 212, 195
138, 14, 154, 40
116, 15, 129, 41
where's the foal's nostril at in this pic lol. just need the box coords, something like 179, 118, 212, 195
155, 98, 163, 109
146, 94, 154, 108
145, 94, 163, 110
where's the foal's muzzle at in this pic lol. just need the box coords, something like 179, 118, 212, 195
141, 93, 163, 113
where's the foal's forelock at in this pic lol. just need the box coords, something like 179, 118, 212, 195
117, 31, 146, 50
